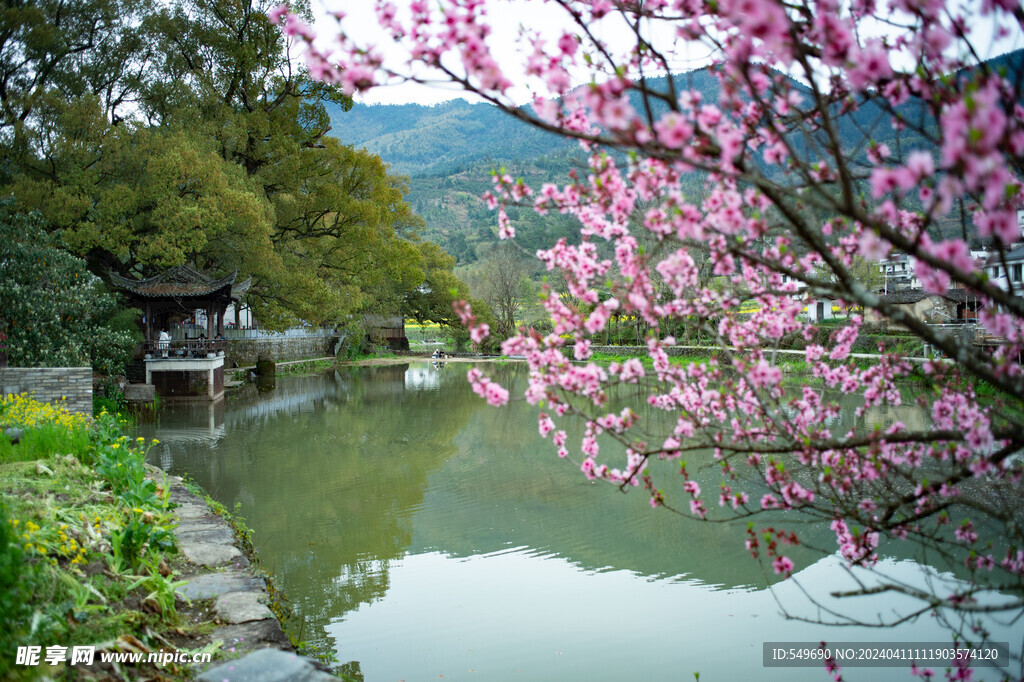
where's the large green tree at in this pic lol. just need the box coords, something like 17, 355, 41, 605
147, 0, 427, 327
1, 0, 457, 332
0, 0, 152, 144
404, 240, 494, 348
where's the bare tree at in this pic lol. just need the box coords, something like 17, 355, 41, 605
475, 244, 530, 339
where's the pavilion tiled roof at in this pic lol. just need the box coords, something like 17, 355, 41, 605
110, 266, 239, 298
231, 277, 252, 299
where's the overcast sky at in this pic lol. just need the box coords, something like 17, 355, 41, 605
307, 0, 1023, 107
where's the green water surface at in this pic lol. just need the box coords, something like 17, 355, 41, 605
141, 362, 1022, 681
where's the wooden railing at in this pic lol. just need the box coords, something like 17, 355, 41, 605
145, 339, 227, 358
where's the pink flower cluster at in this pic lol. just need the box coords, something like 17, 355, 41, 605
466, 367, 508, 407
288, 0, 1024, 632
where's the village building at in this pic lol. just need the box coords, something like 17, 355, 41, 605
804, 294, 837, 321
983, 244, 1024, 297
864, 289, 962, 327
878, 253, 919, 293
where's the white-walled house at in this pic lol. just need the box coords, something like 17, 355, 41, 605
983, 244, 1024, 297
805, 295, 837, 321
878, 253, 920, 293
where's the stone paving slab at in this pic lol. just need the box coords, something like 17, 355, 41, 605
209, 619, 291, 654
176, 525, 237, 545
196, 648, 335, 682
180, 540, 243, 567
173, 519, 228, 536
177, 570, 264, 600
215, 591, 274, 624
174, 502, 219, 522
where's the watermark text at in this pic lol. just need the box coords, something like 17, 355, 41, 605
16, 645, 211, 667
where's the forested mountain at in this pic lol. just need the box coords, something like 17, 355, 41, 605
327, 99, 575, 178
328, 52, 1024, 265
325, 98, 580, 263
324, 70, 722, 264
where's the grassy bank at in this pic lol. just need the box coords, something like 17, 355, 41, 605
274, 358, 339, 376
0, 395, 215, 680
567, 349, 937, 390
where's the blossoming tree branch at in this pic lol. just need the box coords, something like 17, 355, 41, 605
275, 0, 1024, 654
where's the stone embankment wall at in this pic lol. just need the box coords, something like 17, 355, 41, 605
0, 367, 93, 415
224, 336, 337, 368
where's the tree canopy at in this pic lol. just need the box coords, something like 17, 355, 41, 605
0, 0, 466, 334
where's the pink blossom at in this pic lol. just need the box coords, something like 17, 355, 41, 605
467, 369, 509, 407
772, 555, 795, 576
470, 323, 490, 344
974, 210, 1021, 245
653, 112, 693, 149
267, 4, 289, 24
848, 40, 892, 90
293, 0, 1024, 643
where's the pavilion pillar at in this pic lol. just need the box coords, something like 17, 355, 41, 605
206, 305, 214, 340
216, 304, 226, 337
144, 303, 152, 343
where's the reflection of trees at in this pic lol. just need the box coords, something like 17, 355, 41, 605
153, 366, 482, 650
410, 368, 830, 588
411, 373, 954, 592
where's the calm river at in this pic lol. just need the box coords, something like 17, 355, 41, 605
141, 362, 1022, 681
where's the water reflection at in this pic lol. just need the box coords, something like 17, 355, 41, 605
141, 363, 1023, 680
144, 365, 474, 635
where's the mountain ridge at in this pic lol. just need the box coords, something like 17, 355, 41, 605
326, 52, 1024, 264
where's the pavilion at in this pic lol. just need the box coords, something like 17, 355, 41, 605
111, 266, 251, 400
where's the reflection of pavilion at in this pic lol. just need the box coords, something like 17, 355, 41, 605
146, 400, 227, 471
225, 378, 345, 426
405, 366, 441, 391
862, 403, 927, 432
112, 266, 250, 400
